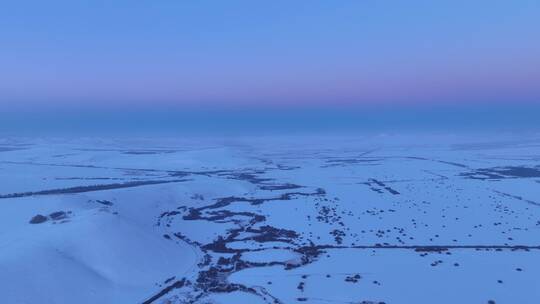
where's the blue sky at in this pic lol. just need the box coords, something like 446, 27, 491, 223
0, 1, 539, 135
1, 0, 539, 108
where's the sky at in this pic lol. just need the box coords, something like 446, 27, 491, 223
0, 1, 539, 134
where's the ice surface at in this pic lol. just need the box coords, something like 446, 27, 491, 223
1, 134, 539, 303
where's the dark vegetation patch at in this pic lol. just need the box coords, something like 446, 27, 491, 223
142, 279, 187, 304
96, 200, 114, 206
345, 274, 361, 283
461, 166, 540, 180
321, 158, 382, 168
49, 211, 68, 220
404, 156, 469, 168
122, 150, 177, 155
492, 190, 540, 207
0, 179, 190, 199
29, 211, 72, 224
259, 184, 303, 191
29, 214, 48, 224
363, 179, 400, 195
0, 147, 26, 152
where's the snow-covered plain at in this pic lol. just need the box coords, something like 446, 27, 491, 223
1, 135, 539, 304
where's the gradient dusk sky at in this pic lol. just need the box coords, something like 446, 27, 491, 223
1, 0, 539, 110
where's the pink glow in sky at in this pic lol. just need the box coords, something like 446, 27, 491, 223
0, 1, 539, 109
